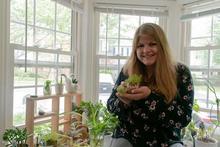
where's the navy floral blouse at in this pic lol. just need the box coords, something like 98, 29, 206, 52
107, 63, 194, 147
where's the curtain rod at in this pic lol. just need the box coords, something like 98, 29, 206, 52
95, 2, 168, 10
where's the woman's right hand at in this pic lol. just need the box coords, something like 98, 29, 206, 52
117, 86, 151, 102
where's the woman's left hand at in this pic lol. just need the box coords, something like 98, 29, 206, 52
117, 86, 151, 101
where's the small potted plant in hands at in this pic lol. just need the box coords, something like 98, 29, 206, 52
3, 127, 30, 147
43, 80, 52, 96
117, 74, 142, 94
55, 75, 64, 95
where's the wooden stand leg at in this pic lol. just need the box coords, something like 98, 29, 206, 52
26, 98, 34, 147
51, 96, 59, 132
64, 95, 72, 132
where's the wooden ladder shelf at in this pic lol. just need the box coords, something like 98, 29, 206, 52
25, 92, 82, 147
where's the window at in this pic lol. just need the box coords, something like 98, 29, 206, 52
95, 6, 167, 104
185, 14, 220, 112
10, 0, 78, 126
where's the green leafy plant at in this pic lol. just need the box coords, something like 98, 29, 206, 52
196, 121, 216, 143
43, 80, 52, 95
42, 132, 58, 146
125, 74, 142, 86
3, 127, 30, 147
117, 74, 142, 94
70, 74, 78, 84
79, 101, 119, 147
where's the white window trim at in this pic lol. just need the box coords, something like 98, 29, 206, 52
0, 0, 13, 146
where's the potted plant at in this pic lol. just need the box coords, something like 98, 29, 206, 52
195, 121, 218, 147
61, 74, 78, 93
41, 132, 58, 147
79, 101, 119, 147
3, 127, 30, 147
43, 80, 52, 96
117, 74, 142, 94
55, 75, 64, 95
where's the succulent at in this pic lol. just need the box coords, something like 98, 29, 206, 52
117, 74, 142, 94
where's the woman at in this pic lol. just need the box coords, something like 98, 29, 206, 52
107, 23, 194, 147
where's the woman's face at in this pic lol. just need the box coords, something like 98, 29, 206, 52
136, 35, 159, 67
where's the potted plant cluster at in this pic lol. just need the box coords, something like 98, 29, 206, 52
182, 79, 220, 147
3, 127, 30, 147
195, 121, 218, 147
78, 101, 119, 147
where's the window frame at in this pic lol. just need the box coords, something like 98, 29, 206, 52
10, 0, 81, 126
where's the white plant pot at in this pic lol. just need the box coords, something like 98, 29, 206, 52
55, 84, 64, 95
65, 83, 78, 93
195, 138, 218, 147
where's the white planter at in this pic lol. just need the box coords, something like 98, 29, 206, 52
195, 138, 218, 147
65, 83, 78, 93
55, 83, 64, 95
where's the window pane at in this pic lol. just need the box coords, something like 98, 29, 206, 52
191, 38, 212, 47
98, 38, 107, 55
213, 15, 220, 46
56, 4, 71, 33
13, 88, 35, 125
56, 32, 71, 51
59, 55, 72, 63
189, 50, 208, 67
191, 17, 212, 38
99, 71, 114, 104
15, 50, 36, 62
38, 52, 56, 62
14, 67, 36, 86
191, 71, 208, 79
35, 28, 54, 49
120, 39, 132, 56
37, 67, 56, 85
108, 14, 119, 38
210, 49, 220, 67
36, 0, 55, 29
10, 23, 25, 45
120, 15, 139, 38
107, 39, 118, 56
99, 13, 107, 38
141, 16, 159, 24
10, 0, 25, 23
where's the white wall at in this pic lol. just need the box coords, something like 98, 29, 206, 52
79, 0, 97, 101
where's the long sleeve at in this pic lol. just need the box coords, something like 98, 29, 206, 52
107, 70, 131, 120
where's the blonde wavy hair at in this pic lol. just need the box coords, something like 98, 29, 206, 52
123, 23, 177, 103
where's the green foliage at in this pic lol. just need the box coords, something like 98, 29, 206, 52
193, 99, 200, 112
117, 74, 142, 94
79, 101, 119, 146
13, 113, 25, 126
72, 78, 78, 84
3, 127, 29, 146
44, 80, 52, 91
125, 74, 142, 86
42, 132, 58, 145
116, 85, 127, 94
